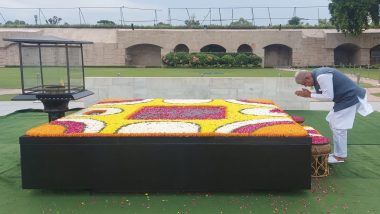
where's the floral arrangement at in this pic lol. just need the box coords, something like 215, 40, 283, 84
26, 99, 309, 137
291, 115, 305, 124
303, 126, 330, 145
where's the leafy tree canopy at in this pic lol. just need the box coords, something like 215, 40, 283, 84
46, 16, 62, 25
230, 18, 252, 27
318, 19, 334, 28
5, 20, 26, 25
184, 15, 200, 27
288, 16, 302, 26
156, 22, 171, 27
329, 0, 380, 36
97, 20, 116, 26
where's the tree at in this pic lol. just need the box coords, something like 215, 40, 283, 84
230, 18, 252, 27
156, 22, 171, 28
329, 0, 380, 36
184, 15, 200, 27
97, 20, 116, 26
46, 16, 62, 25
318, 19, 334, 27
288, 16, 302, 25
5, 20, 26, 25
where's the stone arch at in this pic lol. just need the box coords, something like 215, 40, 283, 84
334, 43, 360, 66
174, 44, 189, 53
237, 44, 253, 53
126, 44, 162, 66
264, 44, 292, 67
370, 44, 380, 65
200, 44, 226, 53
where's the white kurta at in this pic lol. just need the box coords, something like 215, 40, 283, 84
310, 74, 374, 158
311, 74, 373, 129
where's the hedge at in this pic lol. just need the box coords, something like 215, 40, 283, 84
162, 52, 262, 68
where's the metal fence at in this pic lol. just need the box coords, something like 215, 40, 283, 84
168, 6, 330, 26
0, 6, 330, 26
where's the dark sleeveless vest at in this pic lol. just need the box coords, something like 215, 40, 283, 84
312, 67, 366, 112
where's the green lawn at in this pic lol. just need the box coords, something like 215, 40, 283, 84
0, 94, 17, 101
359, 82, 378, 88
0, 67, 21, 89
0, 110, 380, 213
372, 92, 380, 97
0, 67, 293, 89
340, 67, 380, 82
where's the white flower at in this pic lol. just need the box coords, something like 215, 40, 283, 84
240, 108, 288, 117
118, 122, 200, 133
56, 118, 105, 133
163, 99, 212, 104
71, 108, 123, 116
303, 126, 323, 137
94, 99, 154, 106
215, 118, 293, 133
225, 99, 277, 108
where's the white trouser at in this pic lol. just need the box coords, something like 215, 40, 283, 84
330, 127, 348, 158
326, 94, 373, 158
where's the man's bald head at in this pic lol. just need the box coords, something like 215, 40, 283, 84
295, 71, 314, 86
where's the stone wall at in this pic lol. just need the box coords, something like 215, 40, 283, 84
1, 28, 380, 67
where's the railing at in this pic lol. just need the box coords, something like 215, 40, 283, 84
0, 6, 330, 27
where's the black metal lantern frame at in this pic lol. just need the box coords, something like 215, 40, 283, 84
3, 36, 94, 121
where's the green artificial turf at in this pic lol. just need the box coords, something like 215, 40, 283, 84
0, 110, 380, 214
289, 110, 380, 145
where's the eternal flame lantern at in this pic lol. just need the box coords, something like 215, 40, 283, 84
3, 36, 93, 121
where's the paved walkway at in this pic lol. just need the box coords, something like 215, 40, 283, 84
0, 89, 21, 95
0, 100, 84, 116
345, 74, 380, 102
0, 89, 85, 116
1, 71, 380, 116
